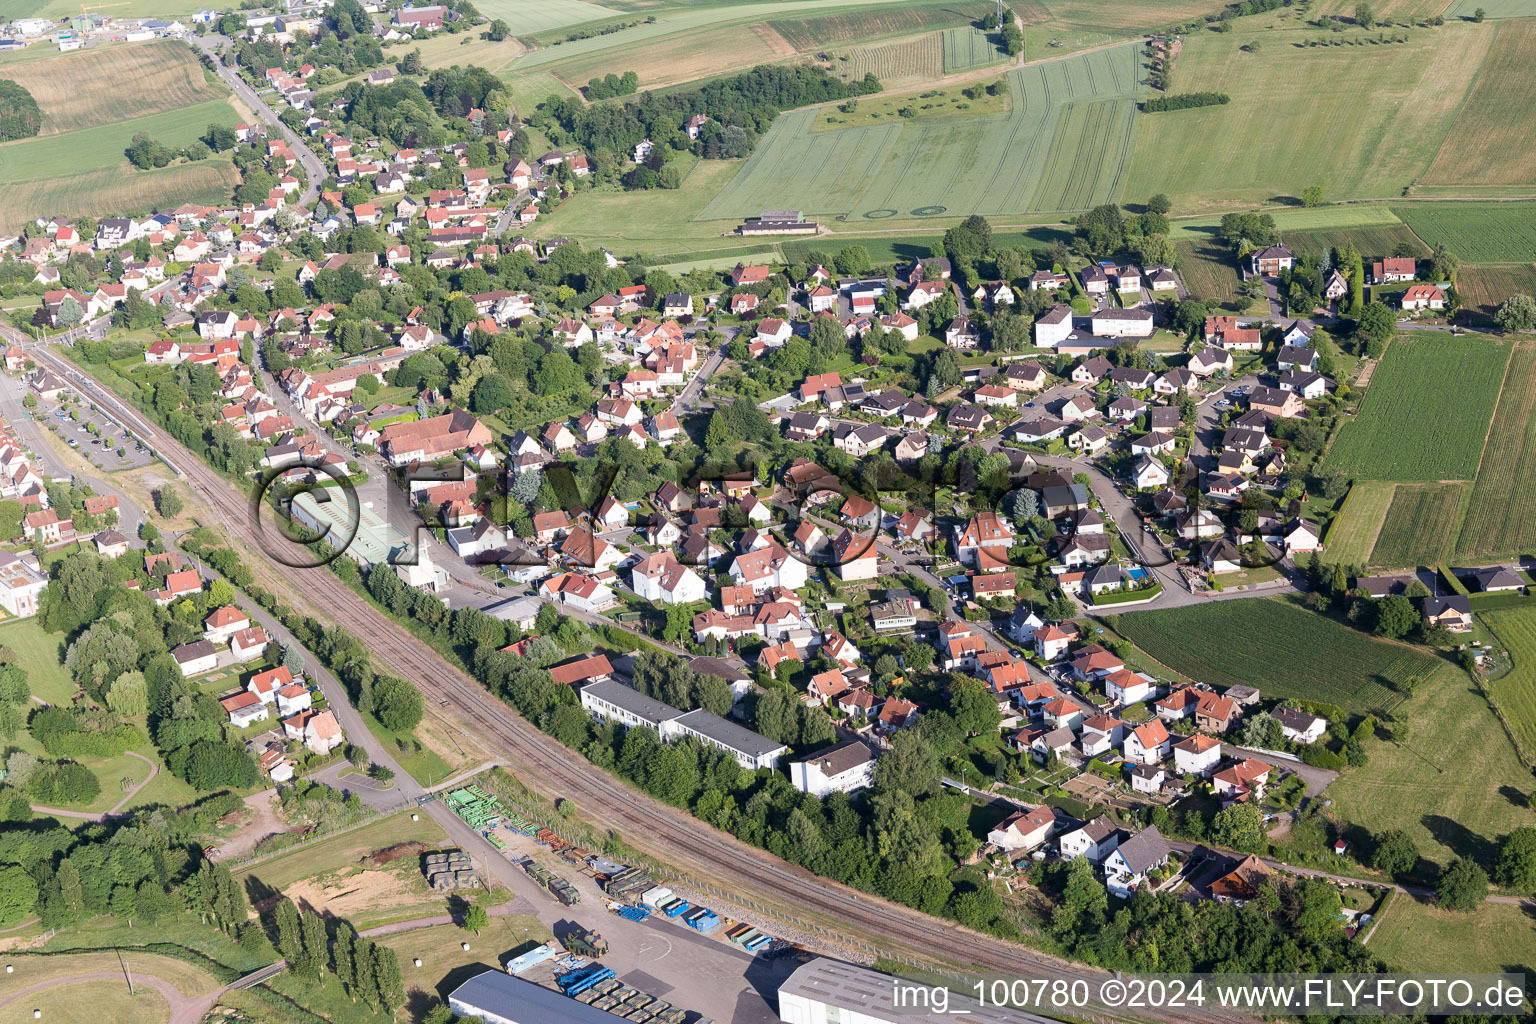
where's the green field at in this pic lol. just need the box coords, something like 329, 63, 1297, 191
1322, 480, 1395, 565
0, 42, 241, 231
1329, 660, 1536, 874
1110, 597, 1437, 713
941, 24, 1008, 71
0, 98, 238, 186
1123, 22, 1489, 212
814, 78, 1010, 128
1476, 605, 1536, 765
1455, 345, 1536, 560
1326, 335, 1510, 482
1370, 897, 1536, 975
1368, 482, 1467, 568
1392, 202, 1536, 264
1444, 0, 1536, 22
698, 42, 1142, 221
1282, 224, 1430, 260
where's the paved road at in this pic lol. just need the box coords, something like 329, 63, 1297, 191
190, 35, 325, 205
671, 348, 726, 416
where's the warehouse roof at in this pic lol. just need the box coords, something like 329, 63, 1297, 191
449, 970, 616, 1024
779, 959, 1053, 1024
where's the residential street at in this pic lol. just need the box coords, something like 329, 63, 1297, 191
190, 35, 326, 205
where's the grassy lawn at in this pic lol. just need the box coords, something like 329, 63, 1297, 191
1369, 895, 1536, 974
0, 617, 76, 705
40, 916, 397, 1024
1322, 480, 1394, 565
379, 917, 552, 996
1123, 20, 1490, 212
1110, 597, 1437, 714
1326, 334, 1510, 483
1212, 564, 1283, 588
360, 712, 454, 787
0, 949, 222, 1023
1329, 661, 1536, 877
235, 811, 515, 930
114, 762, 202, 813
1474, 604, 1536, 766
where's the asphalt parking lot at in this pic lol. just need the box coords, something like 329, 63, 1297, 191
43, 400, 155, 471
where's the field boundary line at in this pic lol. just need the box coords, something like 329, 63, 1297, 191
1464, 338, 1518, 490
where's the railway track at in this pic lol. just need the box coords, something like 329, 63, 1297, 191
35, 347, 1253, 1024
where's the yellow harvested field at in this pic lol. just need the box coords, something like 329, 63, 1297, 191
548, 22, 797, 91
829, 33, 946, 91
0, 41, 227, 137
1424, 21, 1536, 187
1125, 23, 1490, 211
0, 162, 239, 235
1040, 0, 1234, 30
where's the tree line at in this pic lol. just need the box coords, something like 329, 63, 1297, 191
1140, 92, 1229, 112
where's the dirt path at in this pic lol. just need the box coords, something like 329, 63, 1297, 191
213, 789, 285, 861
29, 751, 158, 822
0, 970, 219, 1024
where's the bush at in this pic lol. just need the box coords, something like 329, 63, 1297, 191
27, 761, 100, 805
0, 80, 41, 141
1141, 92, 1229, 112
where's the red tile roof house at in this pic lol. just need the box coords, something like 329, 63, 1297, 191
155, 569, 203, 606
248, 666, 295, 704
220, 690, 270, 728
203, 605, 251, 644
1399, 283, 1447, 311
229, 626, 270, 663
378, 409, 493, 467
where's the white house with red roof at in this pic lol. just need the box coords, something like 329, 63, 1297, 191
203, 605, 251, 645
